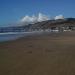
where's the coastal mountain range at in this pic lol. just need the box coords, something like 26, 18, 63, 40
0, 18, 75, 33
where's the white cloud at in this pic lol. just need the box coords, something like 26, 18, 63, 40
21, 15, 32, 25
19, 14, 65, 26
54, 15, 64, 20
20, 13, 50, 25
38, 13, 49, 22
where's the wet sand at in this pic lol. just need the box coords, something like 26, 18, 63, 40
0, 31, 75, 75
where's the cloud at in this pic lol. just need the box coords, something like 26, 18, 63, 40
54, 15, 64, 20
19, 13, 65, 26
38, 13, 49, 22
20, 13, 50, 25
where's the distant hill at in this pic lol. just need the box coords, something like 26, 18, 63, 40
0, 18, 75, 33
28, 18, 75, 29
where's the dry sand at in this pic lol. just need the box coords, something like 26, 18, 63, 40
0, 31, 75, 75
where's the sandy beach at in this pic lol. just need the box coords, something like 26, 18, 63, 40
0, 31, 75, 75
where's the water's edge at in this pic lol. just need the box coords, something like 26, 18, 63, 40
0, 31, 50, 42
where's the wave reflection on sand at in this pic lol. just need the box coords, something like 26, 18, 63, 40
0, 31, 48, 42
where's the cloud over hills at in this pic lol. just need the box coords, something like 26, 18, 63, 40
19, 13, 64, 26
54, 15, 64, 20
20, 13, 50, 25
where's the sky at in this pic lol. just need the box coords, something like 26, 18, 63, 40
0, 0, 75, 26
